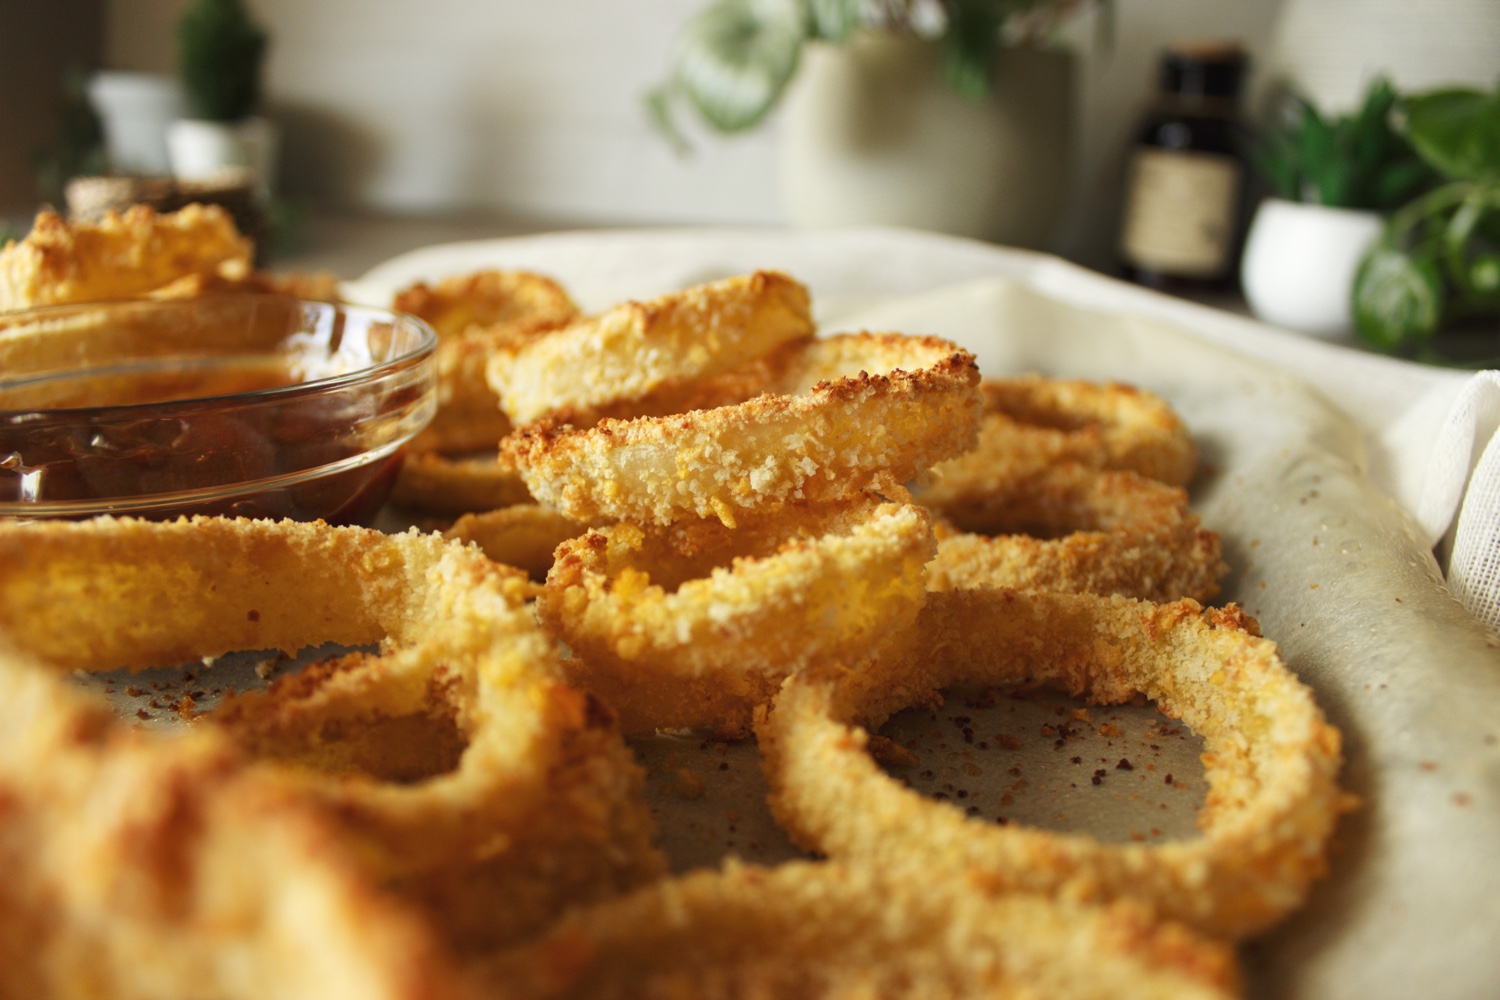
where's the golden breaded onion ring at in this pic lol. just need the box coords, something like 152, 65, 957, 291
537, 495, 935, 734
0, 517, 632, 878
0, 516, 665, 954
487, 270, 813, 425
390, 451, 533, 516
395, 271, 580, 456
0, 646, 470, 1000
919, 377, 1198, 518
468, 859, 1243, 1000
758, 589, 1347, 940
0, 205, 252, 311
212, 648, 664, 955
446, 503, 589, 581
392, 269, 578, 339
926, 464, 1227, 603
503, 332, 982, 526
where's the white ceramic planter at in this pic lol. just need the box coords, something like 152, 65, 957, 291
86, 71, 186, 176
166, 116, 279, 197
1240, 198, 1384, 338
779, 36, 1074, 248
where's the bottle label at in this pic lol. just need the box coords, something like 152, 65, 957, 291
1119, 148, 1241, 277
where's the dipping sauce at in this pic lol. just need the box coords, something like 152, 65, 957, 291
0, 297, 437, 525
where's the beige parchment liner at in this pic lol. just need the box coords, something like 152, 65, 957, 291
352, 230, 1500, 998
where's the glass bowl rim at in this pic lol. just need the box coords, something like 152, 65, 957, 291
0, 295, 439, 417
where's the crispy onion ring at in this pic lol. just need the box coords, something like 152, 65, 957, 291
395, 270, 581, 456
446, 503, 589, 581
392, 269, 578, 339
487, 270, 813, 425
925, 464, 1227, 602
918, 377, 1197, 518
390, 451, 533, 516
0, 516, 664, 951
758, 589, 1347, 939
213, 649, 663, 955
503, 332, 982, 526
0, 205, 252, 311
0, 648, 468, 1000
468, 859, 1242, 1000
537, 495, 935, 735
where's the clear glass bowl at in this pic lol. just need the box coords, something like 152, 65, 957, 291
0, 295, 437, 525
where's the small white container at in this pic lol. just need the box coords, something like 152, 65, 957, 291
1240, 197, 1384, 338
86, 71, 186, 176
167, 116, 279, 198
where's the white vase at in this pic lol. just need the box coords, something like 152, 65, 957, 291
166, 116, 280, 198
1240, 198, 1384, 338
86, 71, 186, 176
779, 35, 1074, 248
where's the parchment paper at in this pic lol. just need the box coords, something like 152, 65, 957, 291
341, 228, 1500, 997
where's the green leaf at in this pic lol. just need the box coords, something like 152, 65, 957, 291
1353, 245, 1446, 350
643, 85, 693, 156
1405, 87, 1500, 182
1470, 253, 1500, 296
940, 4, 1001, 101
1369, 155, 1437, 211
673, 0, 807, 133
804, 0, 861, 42
1297, 103, 1345, 205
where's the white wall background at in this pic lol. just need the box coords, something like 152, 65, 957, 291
102, 0, 1498, 263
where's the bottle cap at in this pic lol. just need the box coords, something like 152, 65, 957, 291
1159, 42, 1247, 101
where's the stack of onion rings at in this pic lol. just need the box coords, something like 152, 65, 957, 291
538, 495, 935, 734
757, 587, 1347, 940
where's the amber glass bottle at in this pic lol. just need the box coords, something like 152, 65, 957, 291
1118, 43, 1249, 292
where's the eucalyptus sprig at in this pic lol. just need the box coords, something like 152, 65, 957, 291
648, 0, 1102, 152
1353, 83, 1500, 352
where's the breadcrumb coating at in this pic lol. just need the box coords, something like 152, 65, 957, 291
925, 463, 1227, 602
502, 333, 982, 525
446, 503, 590, 581
918, 377, 1198, 519
487, 270, 813, 425
538, 496, 935, 734
0, 648, 472, 1000
468, 859, 1243, 1000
